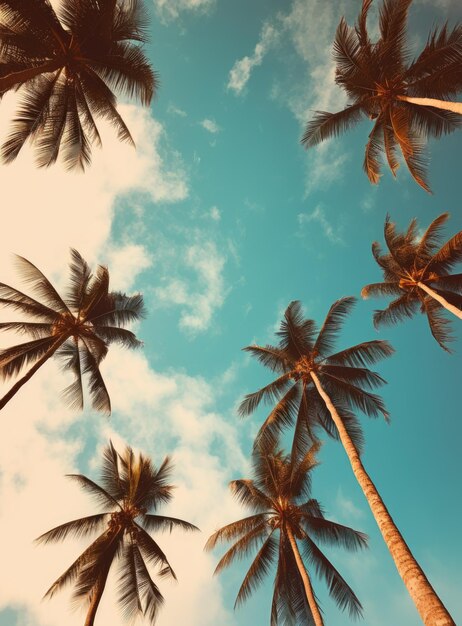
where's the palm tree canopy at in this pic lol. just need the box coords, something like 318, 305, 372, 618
302, 0, 462, 192
362, 213, 462, 351
239, 297, 394, 458
0, 0, 157, 169
206, 444, 367, 624
36, 441, 199, 624
0, 248, 145, 413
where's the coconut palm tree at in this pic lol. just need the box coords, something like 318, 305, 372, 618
0, 249, 145, 413
362, 213, 462, 351
0, 0, 156, 169
240, 298, 454, 626
302, 0, 462, 192
206, 443, 367, 626
36, 441, 198, 626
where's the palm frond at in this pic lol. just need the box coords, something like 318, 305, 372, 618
421, 296, 453, 352
254, 381, 302, 452
65, 474, 121, 510
134, 523, 177, 580
35, 514, 108, 545
13, 254, 70, 314
0, 335, 58, 379
0, 282, 59, 320
302, 516, 368, 551
322, 372, 389, 419
141, 514, 199, 534
243, 344, 292, 374
325, 340, 395, 368
238, 372, 293, 417
214, 522, 270, 576
234, 534, 277, 608
363, 117, 383, 184
373, 294, 419, 328
303, 535, 363, 619
302, 104, 364, 148
314, 297, 356, 358
205, 514, 267, 551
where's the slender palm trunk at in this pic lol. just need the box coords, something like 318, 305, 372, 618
417, 282, 462, 319
0, 60, 62, 92
84, 575, 106, 626
310, 371, 455, 626
0, 338, 65, 411
286, 527, 324, 626
397, 95, 462, 115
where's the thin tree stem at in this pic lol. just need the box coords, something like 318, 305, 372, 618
417, 282, 462, 319
0, 60, 62, 92
84, 575, 106, 626
0, 337, 66, 411
310, 371, 455, 626
286, 527, 324, 626
397, 95, 462, 115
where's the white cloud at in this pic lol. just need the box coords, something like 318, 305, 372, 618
154, 0, 215, 21
304, 142, 349, 196
153, 239, 227, 334
200, 118, 221, 134
210, 206, 221, 221
227, 23, 278, 95
168, 103, 187, 117
298, 205, 343, 244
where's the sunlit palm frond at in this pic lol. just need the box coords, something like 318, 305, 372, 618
35, 514, 109, 545
234, 534, 278, 607
301, 105, 365, 148
313, 297, 356, 357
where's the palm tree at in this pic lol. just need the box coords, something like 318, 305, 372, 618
36, 441, 198, 626
0, 249, 145, 414
206, 443, 367, 626
240, 298, 454, 626
362, 213, 462, 351
302, 0, 462, 192
0, 0, 156, 169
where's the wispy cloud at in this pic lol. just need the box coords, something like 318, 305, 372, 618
154, 0, 215, 22
168, 103, 187, 117
153, 238, 227, 334
298, 205, 343, 244
227, 23, 278, 95
200, 118, 221, 134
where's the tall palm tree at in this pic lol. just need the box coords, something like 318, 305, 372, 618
302, 0, 462, 192
0, 0, 156, 169
362, 213, 462, 351
239, 298, 455, 626
206, 443, 367, 626
36, 441, 198, 626
0, 249, 145, 413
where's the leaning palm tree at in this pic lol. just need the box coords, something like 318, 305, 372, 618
0, 0, 156, 169
302, 0, 462, 192
206, 443, 367, 626
36, 441, 198, 626
362, 213, 462, 351
0, 249, 145, 413
240, 298, 454, 626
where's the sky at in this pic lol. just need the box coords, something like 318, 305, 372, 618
0, 1, 461, 625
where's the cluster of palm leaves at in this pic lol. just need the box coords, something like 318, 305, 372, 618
0, 0, 156, 169
0, 0, 461, 626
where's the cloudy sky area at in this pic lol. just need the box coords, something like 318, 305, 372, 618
0, 0, 461, 625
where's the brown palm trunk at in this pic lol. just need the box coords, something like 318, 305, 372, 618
417, 282, 462, 320
286, 527, 324, 626
310, 371, 455, 626
0, 59, 62, 92
84, 575, 106, 626
398, 95, 462, 115
0, 337, 65, 411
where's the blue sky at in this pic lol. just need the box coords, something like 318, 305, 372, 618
0, 0, 461, 625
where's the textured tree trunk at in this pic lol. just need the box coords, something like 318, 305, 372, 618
0, 59, 62, 92
310, 371, 455, 626
84, 576, 106, 626
0, 338, 65, 411
286, 527, 324, 626
417, 282, 462, 319
398, 95, 462, 115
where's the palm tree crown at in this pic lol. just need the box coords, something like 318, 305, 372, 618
0, 249, 145, 413
0, 0, 156, 169
239, 297, 394, 458
36, 441, 199, 626
302, 0, 462, 192
362, 213, 462, 351
206, 444, 367, 625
